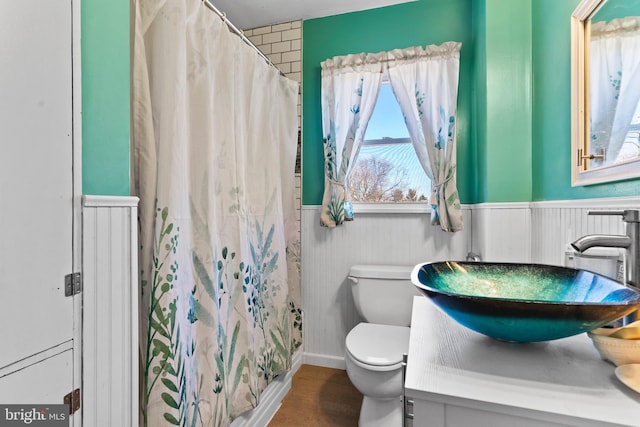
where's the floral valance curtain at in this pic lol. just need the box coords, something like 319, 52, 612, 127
590, 17, 640, 165
319, 42, 463, 232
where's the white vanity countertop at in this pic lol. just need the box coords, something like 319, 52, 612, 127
405, 296, 640, 427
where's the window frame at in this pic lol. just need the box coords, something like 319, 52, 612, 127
571, 0, 640, 186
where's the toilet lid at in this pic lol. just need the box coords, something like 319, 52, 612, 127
346, 323, 410, 367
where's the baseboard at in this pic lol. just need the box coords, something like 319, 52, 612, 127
291, 347, 303, 372
230, 349, 303, 427
303, 352, 346, 370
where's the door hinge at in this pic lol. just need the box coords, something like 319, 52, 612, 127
64, 272, 82, 297
64, 388, 80, 415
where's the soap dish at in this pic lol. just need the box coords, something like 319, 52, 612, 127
615, 364, 640, 394
587, 323, 640, 366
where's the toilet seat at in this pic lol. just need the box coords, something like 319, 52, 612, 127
346, 323, 410, 372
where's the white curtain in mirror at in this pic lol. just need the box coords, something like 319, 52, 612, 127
590, 16, 640, 165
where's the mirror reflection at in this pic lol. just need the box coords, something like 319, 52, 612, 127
587, 0, 640, 169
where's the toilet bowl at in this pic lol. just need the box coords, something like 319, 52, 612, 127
345, 264, 419, 427
345, 323, 410, 427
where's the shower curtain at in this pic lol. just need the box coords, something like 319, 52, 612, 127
132, 0, 301, 426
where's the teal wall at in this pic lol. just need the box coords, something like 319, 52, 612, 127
302, 0, 474, 205
593, 0, 640, 22
476, 0, 532, 203
78, 0, 639, 201
531, 0, 640, 200
472, 0, 486, 205
303, 0, 640, 206
81, 0, 130, 196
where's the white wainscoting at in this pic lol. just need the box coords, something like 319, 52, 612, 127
301, 206, 472, 368
82, 195, 139, 427
531, 197, 640, 266
301, 197, 640, 368
471, 202, 532, 263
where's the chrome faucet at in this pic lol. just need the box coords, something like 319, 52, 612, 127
571, 209, 640, 323
466, 251, 482, 262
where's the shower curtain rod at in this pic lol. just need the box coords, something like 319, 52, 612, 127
203, 0, 285, 77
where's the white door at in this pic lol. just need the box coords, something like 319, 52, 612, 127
0, 0, 77, 417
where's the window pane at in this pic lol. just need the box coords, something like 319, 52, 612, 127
348, 83, 430, 203
350, 143, 430, 202
365, 84, 409, 139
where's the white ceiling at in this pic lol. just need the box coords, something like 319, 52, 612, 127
210, 0, 416, 30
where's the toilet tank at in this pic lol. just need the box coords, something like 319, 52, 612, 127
348, 264, 421, 327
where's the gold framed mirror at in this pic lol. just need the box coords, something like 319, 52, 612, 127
571, 0, 640, 186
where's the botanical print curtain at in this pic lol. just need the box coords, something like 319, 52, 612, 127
132, 0, 301, 426
590, 17, 640, 164
320, 53, 384, 227
387, 42, 463, 232
319, 44, 462, 232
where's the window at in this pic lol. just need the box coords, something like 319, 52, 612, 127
348, 81, 431, 204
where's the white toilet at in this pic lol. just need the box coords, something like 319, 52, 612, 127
345, 264, 421, 427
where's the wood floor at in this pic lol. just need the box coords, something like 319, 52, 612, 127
268, 365, 363, 427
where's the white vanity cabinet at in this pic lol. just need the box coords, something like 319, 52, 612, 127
405, 297, 640, 427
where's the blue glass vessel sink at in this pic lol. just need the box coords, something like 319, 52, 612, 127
411, 262, 640, 342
